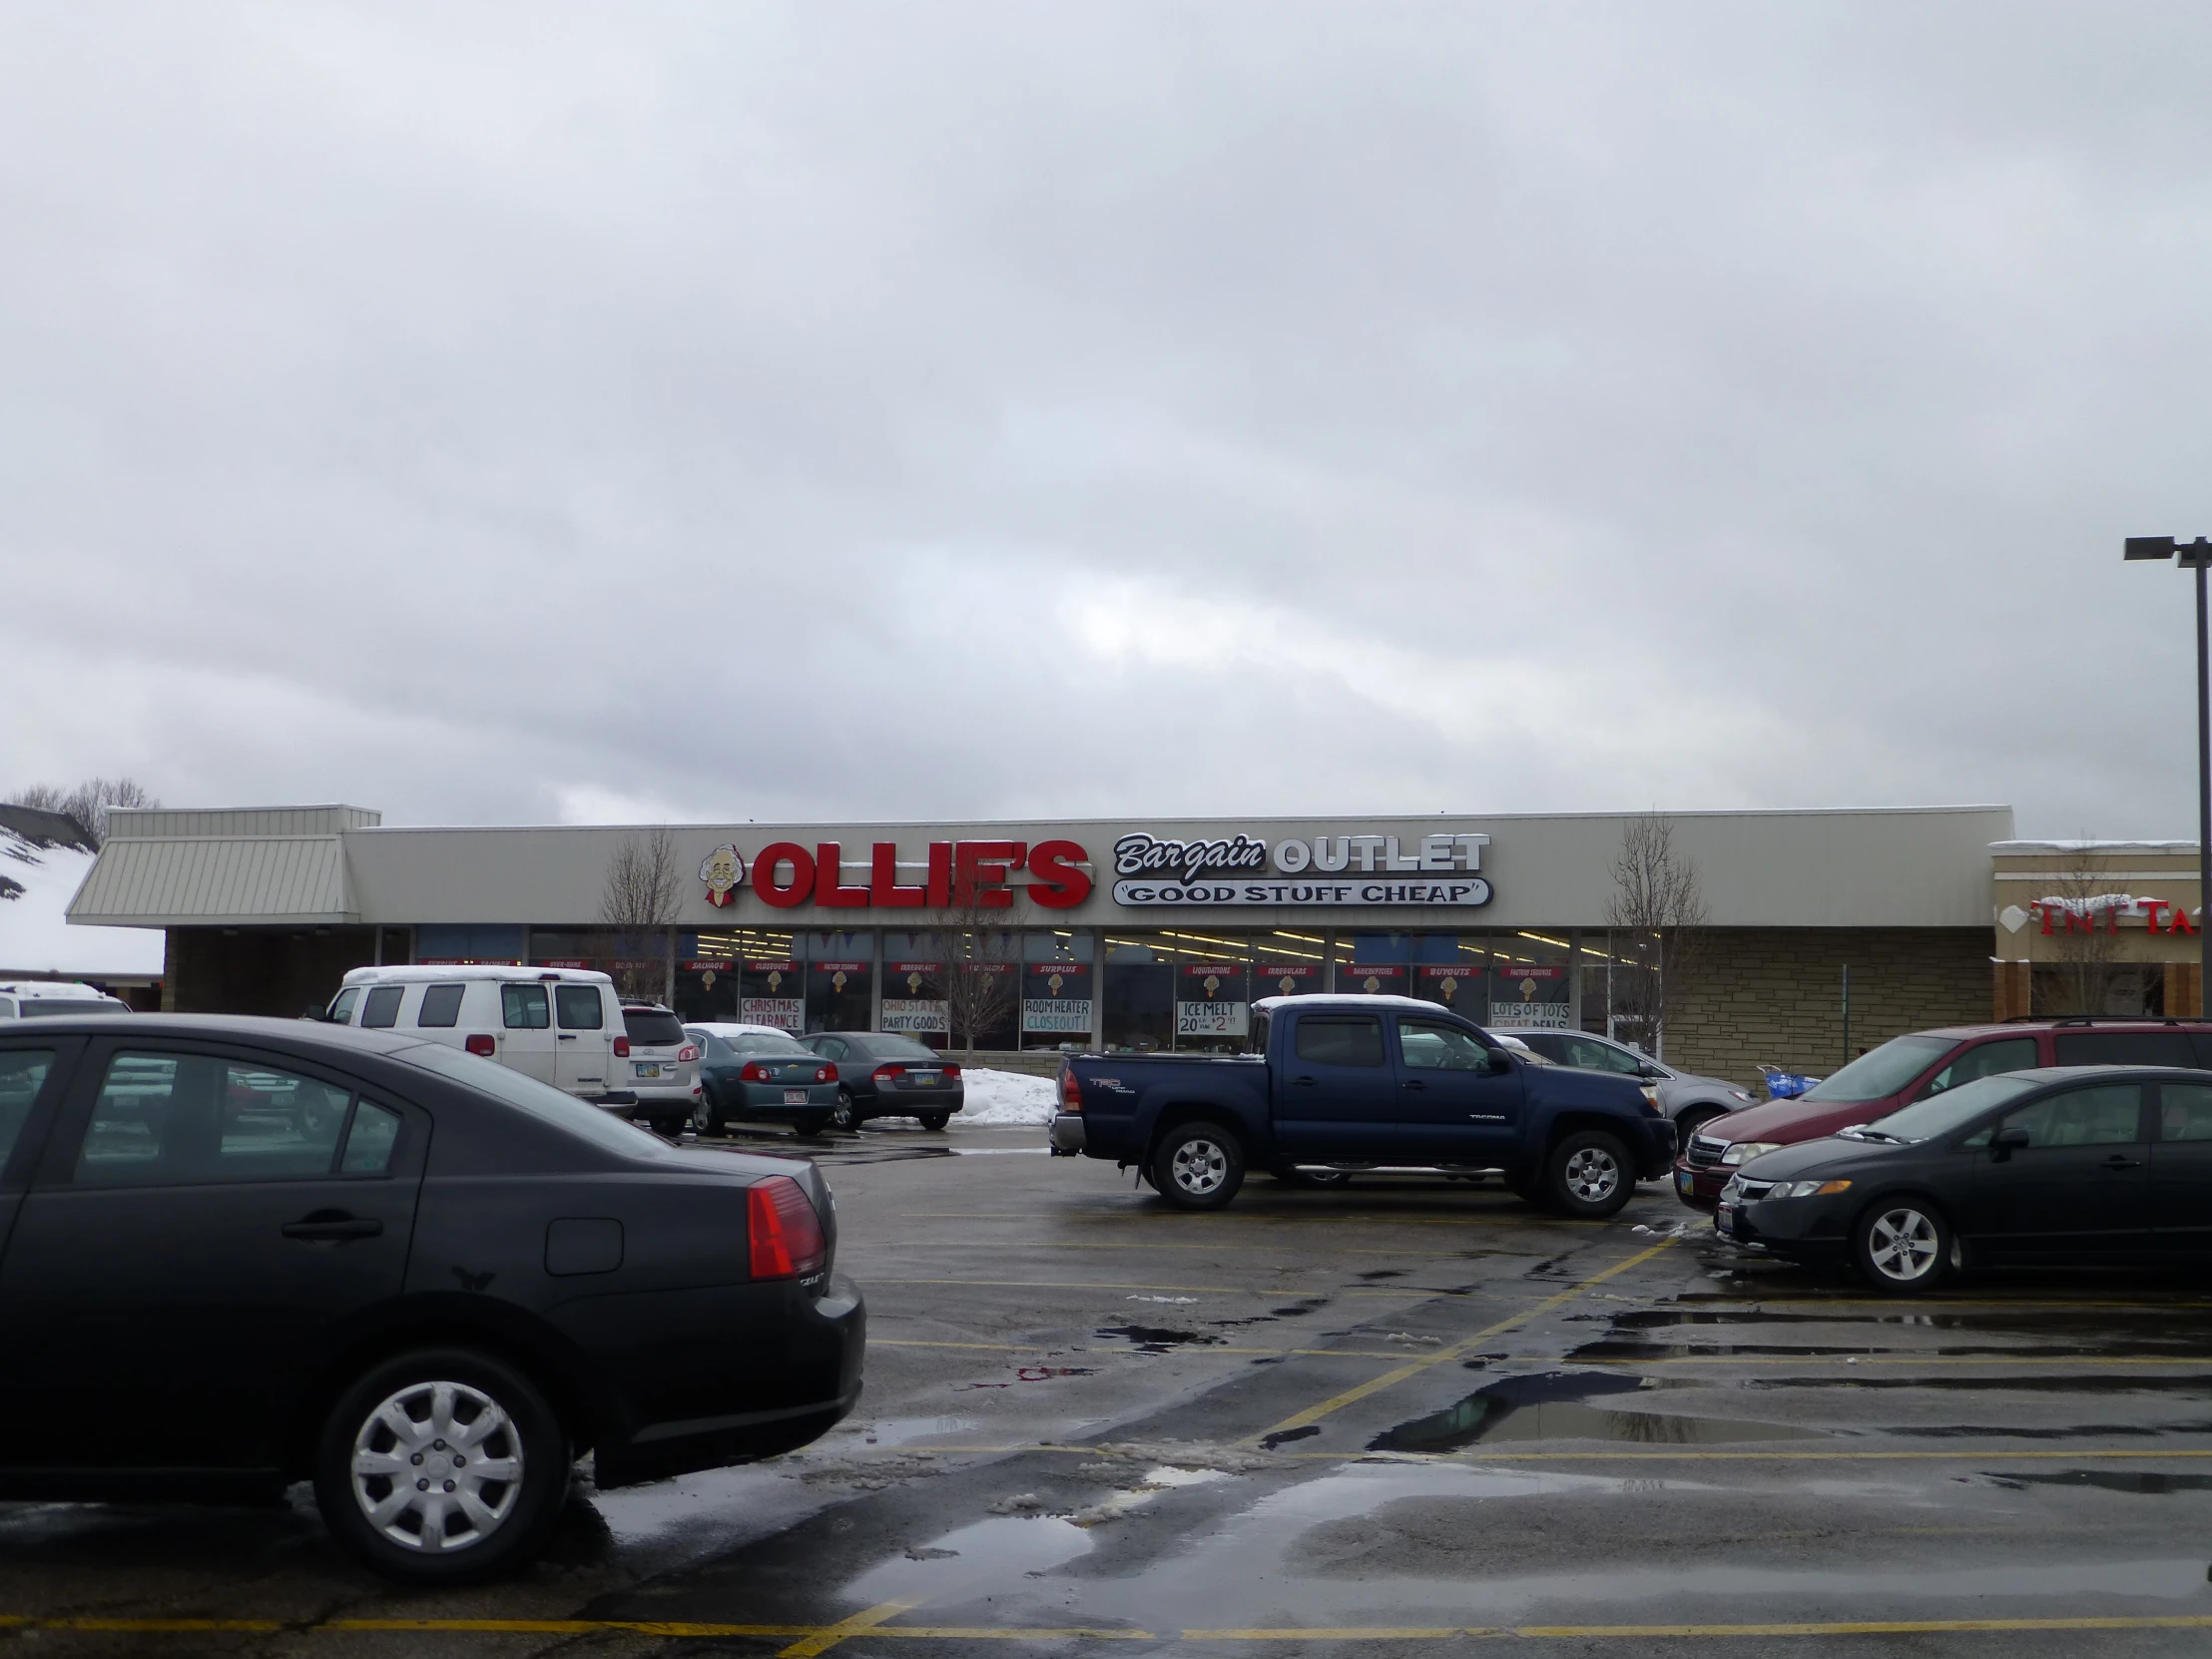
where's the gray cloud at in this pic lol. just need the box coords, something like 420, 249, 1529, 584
6, 1, 2210, 835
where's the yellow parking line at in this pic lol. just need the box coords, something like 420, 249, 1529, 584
781, 1598, 927, 1658
330, 1620, 817, 1637
1250, 1241, 1677, 1442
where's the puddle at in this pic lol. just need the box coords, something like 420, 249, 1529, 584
1071, 1464, 1229, 1526
2004, 1469, 2212, 1495
1358, 1270, 1406, 1281
1262, 1425, 1323, 1450
1901, 1420, 2212, 1439
1570, 1340, 2180, 1363
1369, 1371, 1821, 1453
1750, 1374, 2212, 1395
842, 1513, 1091, 1608
1095, 1325, 1224, 1353
855, 1415, 978, 1447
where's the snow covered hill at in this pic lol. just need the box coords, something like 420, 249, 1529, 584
0, 827, 165, 979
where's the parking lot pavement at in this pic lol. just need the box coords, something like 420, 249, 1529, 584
5, 1123, 2212, 1655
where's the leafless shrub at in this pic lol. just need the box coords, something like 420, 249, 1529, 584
2040, 838, 2129, 1016
1603, 813, 1707, 1061
4, 777, 158, 848
925, 885, 1022, 1059
598, 829, 680, 1001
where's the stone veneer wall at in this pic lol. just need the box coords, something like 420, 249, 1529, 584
1660, 928, 1990, 1088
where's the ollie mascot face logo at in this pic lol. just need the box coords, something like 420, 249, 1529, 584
699, 845, 747, 908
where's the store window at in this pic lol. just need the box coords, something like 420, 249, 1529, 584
733, 929, 803, 1032
1103, 933, 1175, 1053
1408, 933, 1486, 1020
415, 924, 526, 965
1340, 933, 1411, 999
805, 932, 874, 1033
1252, 930, 1328, 1002
529, 929, 616, 970
1488, 930, 1574, 1031
674, 929, 740, 1023
1021, 931, 1095, 1049
881, 932, 949, 1041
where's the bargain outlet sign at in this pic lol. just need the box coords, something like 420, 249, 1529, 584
697, 839, 1093, 911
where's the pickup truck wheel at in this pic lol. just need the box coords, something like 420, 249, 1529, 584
1544, 1130, 1633, 1219
1151, 1125, 1245, 1211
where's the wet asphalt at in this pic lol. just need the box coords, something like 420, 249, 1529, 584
4, 1121, 2212, 1655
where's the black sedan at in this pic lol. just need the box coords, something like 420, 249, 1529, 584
1717, 1064, 2212, 1293
798, 1032, 965, 1131
0, 1015, 863, 1581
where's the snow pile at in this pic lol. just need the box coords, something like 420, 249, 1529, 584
0, 830, 164, 978
957, 1067, 1059, 1126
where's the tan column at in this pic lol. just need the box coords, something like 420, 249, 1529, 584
1992, 959, 2031, 1022
2166, 961, 2202, 1018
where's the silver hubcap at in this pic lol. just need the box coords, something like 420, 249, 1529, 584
834, 1093, 855, 1128
1170, 1138, 1229, 1195
349, 1381, 524, 1553
1868, 1208, 1940, 1282
1562, 1146, 1620, 1204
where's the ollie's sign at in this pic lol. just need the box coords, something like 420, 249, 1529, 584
704, 840, 1094, 912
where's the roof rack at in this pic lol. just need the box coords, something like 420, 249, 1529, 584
2013, 1014, 2193, 1027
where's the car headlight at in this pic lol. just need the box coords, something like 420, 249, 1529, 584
1639, 1084, 1661, 1113
1721, 1141, 1783, 1166
1727, 1088, 1754, 1103
1774, 1178, 1853, 1199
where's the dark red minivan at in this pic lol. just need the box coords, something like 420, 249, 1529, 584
1674, 1019, 2212, 1212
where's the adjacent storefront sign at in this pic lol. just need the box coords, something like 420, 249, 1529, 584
1344, 961, 1408, 996
1488, 963, 1571, 1028
1109, 831, 1491, 908
1022, 961, 1094, 1034
1255, 962, 1321, 997
739, 958, 803, 1031
1176, 963, 1249, 1037
1417, 963, 1481, 1014
881, 960, 950, 1033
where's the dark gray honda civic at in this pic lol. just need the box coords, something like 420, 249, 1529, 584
0, 1016, 864, 1582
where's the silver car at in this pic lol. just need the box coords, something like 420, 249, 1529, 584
1490, 1027, 1754, 1145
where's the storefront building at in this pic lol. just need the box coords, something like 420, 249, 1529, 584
64, 804, 2039, 1083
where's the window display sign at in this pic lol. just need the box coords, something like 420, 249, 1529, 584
1488, 963, 1571, 1028
882, 960, 950, 1034
1345, 962, 1408, 996
1176, 963, 1250, 1038
1023, 961, 1094, 1034
739, 958, 803, 1031
1416, 963, 1481, 1015
1255, 962, 1321, 998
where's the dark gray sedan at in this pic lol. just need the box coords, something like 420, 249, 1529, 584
687, 1024, 840, 1138
799, 1033, 965, 1131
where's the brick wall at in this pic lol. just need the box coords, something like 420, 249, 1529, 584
1660, 928, 1989, 1088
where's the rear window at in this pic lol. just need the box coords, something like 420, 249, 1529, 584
730, 1033, 811, 1054
862, 1036, 942, 1061
1295, 1015, 1384, 1068
2052, 1030, 2201, 1069
623, 1009, 687, 1046
17, 996, 130, 1018
416, 984, 466, 1028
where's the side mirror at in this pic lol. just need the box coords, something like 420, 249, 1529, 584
1486, 1047, 1515, 1075
1636, 1061, 1666, 1080
1990, 1125, 2032, 1161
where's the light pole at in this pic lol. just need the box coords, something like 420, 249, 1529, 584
2123, 535, 2212, 1013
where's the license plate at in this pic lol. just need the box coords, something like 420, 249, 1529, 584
784, 1089, 808, 1105
1676, 1170, 1694, 1196
635, 1062, 662, 1079
908, 1072, 939, 1086
1715, 1205, 1735, 1236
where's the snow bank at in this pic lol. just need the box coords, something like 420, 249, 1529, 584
957, 1068, 1059, 1127
0, 830, 165, 978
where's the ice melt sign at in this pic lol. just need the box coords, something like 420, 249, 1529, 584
1109, 830, 1493, 909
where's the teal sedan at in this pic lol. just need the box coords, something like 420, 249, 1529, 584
686, 1023, 840, 1138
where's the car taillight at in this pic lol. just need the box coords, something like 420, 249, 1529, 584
816, 1064, 833, 1083
740, 1061, 771, 1083
872, 1064, 903, 1083
941, 1064, 961, 1080
748, 1176, 828, 1280
1058, 1067, 1082, 1113
614, 1036, 631, 1058
678, 1044, 700, 1063
465, 1033, 496, 1057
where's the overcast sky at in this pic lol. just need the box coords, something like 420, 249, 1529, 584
6, 3, 2210, 837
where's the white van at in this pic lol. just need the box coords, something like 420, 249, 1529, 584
0, 980, 133, 1018
326, 965, 644, 1114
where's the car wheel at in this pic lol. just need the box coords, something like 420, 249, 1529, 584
916, 1110, 951, 1131
1269, 1166, 1352, 1189
1854, 1198, 1952, 1294
693, 1085, 725, 1138
312, 1348, 568, 1584
793, 1112, 830, 1138
830, 1088, 861, 1132
1676, 1108, 1722, 1145
1544, 1130, 1633, 1219
1150, 1123, 1246, 1211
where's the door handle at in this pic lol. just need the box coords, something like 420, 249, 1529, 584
281, 1213, 383, 1242
1291, 1076, 1320, 1087
1401, 1079, 1427, 1090
558, 1033, 578, 1041
2101, 1155, 2144, 1171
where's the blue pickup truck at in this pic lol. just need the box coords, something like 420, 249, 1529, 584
1047, 995, 1674, 1217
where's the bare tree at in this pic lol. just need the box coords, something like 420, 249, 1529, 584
4, 777, 158, 847
1603, 813, 1707, 1061
2039, 838, 2129, 1016
925, 886, 1022, 1060
597, 829, 681, 1002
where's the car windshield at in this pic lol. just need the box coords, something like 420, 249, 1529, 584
1799, 1035, 1955, 1104
15, 997, 131, 1017
392, 1040, 678, 1158
1861, 1073, 2043, 1142
730, 1034, 811, 1055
